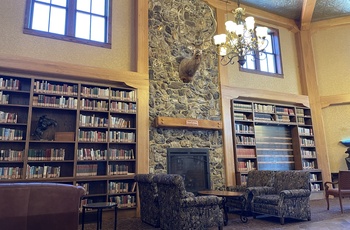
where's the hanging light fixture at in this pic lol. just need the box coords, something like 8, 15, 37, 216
213, 0, 268, 66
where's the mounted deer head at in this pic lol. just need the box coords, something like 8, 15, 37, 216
179, 49, 202, 83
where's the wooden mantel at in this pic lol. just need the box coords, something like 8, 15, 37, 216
155, 116, 222, 130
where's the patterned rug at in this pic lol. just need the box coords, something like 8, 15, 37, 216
79, 198, 350, 230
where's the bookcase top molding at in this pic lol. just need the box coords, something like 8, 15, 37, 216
0, 55, 148, 90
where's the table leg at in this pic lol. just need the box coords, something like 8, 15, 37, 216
222, 197, 228, 226
82, 207, 85, 230
114, 206, 117, 230
240, 196, 248, 223
96, 209, 101, 230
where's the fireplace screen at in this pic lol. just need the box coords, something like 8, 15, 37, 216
167, 148, 211, 193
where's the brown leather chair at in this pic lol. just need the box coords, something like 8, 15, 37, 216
324, 170, 350, 213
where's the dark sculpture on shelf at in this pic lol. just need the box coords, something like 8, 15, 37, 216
345, 148, 350, 170
33, 115, 57, 140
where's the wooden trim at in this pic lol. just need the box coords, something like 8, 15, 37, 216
311, 15, 350, 32
300, 0, 316, 31
154, 116, 222, 130
320, 94, 350, 108
136, 0, 149, 74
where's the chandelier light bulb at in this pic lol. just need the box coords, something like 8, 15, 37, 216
225, 21, 237, 33
245, 16, 255, 31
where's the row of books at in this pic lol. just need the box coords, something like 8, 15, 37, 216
275, 114, 291, 122
80, 98, 108, 111
0, 149, 23, 161
110, 101, 137, 113
76, 164, 98, 176
233, 103, 252, 111
79, 114, 108, 127
234, 112, 249, 120
236, 148, 255, 157
76, 183, 90, 194
109, 181, 137, 193
237, 160, 256, 171
235, 136, 255, 145
310, 173, 319, 181
310, 183, 321, 191
0, 128, 24, 140
300, 138, 315, 146
33, 95, 78, 109
81, 87, 136, 101
109, 149, 135, 160
0, 91, 9, 104
254, 103, 274, 113
298, 127, 313, 135
296, 108, 306, 116
254, 113, 273, 121
275, 107, 295, 115
0, 78, 20, 90
0, 167, 22, 179
26, 165, 61, 179
34, 80, 78, 96
27, 148, 65, 161
109, 195, 136, 207
79, 114, 132, 128
235, 123, 254, 133
77, 130, 136, 142
108, 164, 129, 175
0, 111, 18, 123
302, 160, 317, 169
301, 150, 317, 158
77, 148, 107, 161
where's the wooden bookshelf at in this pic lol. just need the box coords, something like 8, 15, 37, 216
0, 74, 138, 210
232, 99, 323, 194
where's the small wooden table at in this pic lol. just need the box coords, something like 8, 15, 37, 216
197, 190, 248, 225
81, 202, 118, 230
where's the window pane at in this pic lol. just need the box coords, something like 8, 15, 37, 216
244, 54, 255, 70
92, 0, 105, 15
77, 0, 91, 12
76, 12, 91, 39
266, 54, 276, 73
264, 34, 273, 53
260, 58, 268, 72
91, 16, 105, 42
52, 0, 67, 7
32, 3, 50, 32
49, 7, 66, 34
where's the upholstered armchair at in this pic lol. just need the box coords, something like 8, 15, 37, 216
134, 174, 160, 227
251, 170, 311, 225
154, 174, 224, 230
226, 170, 275, 213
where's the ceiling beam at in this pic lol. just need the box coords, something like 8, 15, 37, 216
311, 15, 350, 32
300, 0, 316, 31
204, 0, 299, 33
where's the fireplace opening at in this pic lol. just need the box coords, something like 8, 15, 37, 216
167, 148, 211, 193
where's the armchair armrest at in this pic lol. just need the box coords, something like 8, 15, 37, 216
180, 195, 222, 208
280, 189, 311, 199
324, 181, 338, 190
227, 185, 247, 193
249, 186, 275, 196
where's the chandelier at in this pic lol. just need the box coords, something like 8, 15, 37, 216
213, 0, 268, 66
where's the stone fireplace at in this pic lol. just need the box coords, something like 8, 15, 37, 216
167, 148, 211, 193
148, 0, 226, 190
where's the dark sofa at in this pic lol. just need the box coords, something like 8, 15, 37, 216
0, 183, 85, 230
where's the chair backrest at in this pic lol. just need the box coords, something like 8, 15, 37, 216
338, 171, 350, 190
153, 174, 188, 206
247, 170, 275, 187
275, 170, 310, 193
134, 174, 158, 198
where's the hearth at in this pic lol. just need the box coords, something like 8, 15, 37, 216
167, 148, 211, 193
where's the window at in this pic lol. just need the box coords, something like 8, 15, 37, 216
241, 27, 283, 77
24, 0, 111, 48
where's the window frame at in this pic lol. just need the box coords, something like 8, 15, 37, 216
23, 0, 112, 48
240, 26, 283, 78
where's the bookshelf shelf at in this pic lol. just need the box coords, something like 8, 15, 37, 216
0, 74, 138, 211
232, 99, 323, 193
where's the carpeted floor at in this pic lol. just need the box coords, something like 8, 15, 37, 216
79, 198, 350, 230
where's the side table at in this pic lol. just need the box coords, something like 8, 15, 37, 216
198, 190, 247, 225
81, 202, 118, 230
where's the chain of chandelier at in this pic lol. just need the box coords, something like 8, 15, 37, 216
213, 0, 268, 66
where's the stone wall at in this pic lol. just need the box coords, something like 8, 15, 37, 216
148, 0, 226, 189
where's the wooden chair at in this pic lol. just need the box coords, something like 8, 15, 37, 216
324, 170, 350, 213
